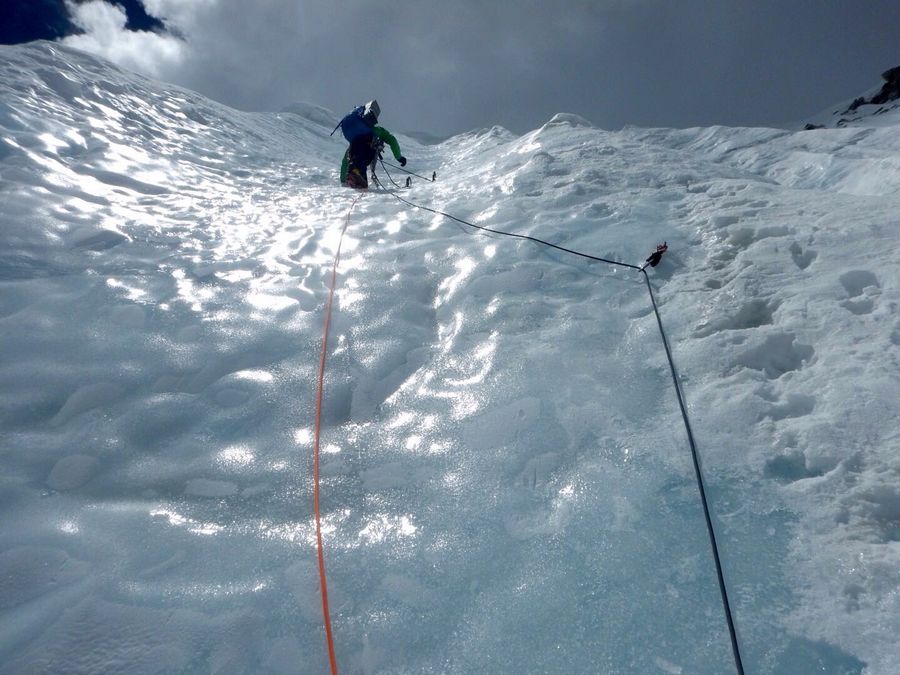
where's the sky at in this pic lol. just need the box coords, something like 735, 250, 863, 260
2, 0, 899, 137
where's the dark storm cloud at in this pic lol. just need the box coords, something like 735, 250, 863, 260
38, 0, 900, 135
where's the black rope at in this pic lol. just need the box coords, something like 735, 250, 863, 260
387, 190, 641, 271
376, 158, 404, 189
641, 271, 745, 675
377, 189, 745, 675
381, 161, 436, 182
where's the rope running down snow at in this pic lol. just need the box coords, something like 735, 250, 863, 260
371, 177, 746, 675
312, 194, 362, 675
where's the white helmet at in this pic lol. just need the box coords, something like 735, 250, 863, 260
363, 99, 380, 124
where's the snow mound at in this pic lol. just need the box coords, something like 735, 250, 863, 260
279, 101, 337, 128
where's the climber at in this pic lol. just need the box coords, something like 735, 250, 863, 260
332, 100, 405, 189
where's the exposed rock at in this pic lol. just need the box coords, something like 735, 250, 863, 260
871, 65, 900, 105
844, 65, 900, 112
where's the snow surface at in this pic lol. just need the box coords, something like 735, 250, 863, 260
1, 41, 899, 674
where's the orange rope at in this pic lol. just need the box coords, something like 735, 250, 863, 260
313, 195, 360, 675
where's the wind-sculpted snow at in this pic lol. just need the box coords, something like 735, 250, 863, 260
1, 42, 899, 673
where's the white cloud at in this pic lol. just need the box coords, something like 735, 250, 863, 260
140, 0, 216, 28
53, 0, 900, 134
60, 0, 186, 79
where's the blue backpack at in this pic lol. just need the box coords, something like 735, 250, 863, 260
336, 105, 374, 142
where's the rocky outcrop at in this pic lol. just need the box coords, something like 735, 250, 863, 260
845, 65, 900, 112
871, 65, 900, 104
805, 64, 900, 129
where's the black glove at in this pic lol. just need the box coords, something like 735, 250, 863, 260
399, 156, 407, 167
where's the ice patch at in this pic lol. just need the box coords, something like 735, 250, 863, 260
3, 598, 262, 674
185, 478, 239, 498
51, 382, 127, 426
0, 546, 91, 610
47, 454, 100, 490
460, 397, 542, 450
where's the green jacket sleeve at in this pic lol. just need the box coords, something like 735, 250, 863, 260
340, 148, 349, 183
373, 126, 403, 161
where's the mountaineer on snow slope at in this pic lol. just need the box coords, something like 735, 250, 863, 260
333, 100, 406, 189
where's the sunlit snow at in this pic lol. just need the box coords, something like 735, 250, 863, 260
1, 42, 898, 674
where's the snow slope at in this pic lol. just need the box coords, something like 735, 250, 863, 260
1, 42, 898, 674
